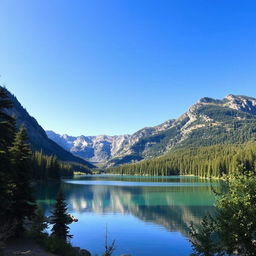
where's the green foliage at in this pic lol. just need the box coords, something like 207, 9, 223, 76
10, 125, 32, 161
215, 172, 256, 255
190, 217, 219, 256
0, 87, 72, 237
38, 192, 76, 255
4, 86, 94, 168
42, 236, 79, 256
31, 206, 48, 239
9, 125, 36, 233
194, 105, 253, 121
51, 191, 72, 242
0, 87, 16, 223
31, 151, 74, 180
190, 172, 256, 256
108, 142, 256, 178
30, 204, 78, 256
110, 101, 256, 166
0, 87, 88, 255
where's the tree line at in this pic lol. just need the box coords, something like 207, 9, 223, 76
107, 142, 256, 178
31, 151, 73, 180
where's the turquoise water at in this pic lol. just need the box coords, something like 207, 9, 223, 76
36, 175, 219, 256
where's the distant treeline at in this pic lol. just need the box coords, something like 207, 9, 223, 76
107, 142, 256, 178
31, 151, 73, 180
32, 151, 92, 180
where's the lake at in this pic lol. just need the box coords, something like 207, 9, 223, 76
36, 175, 220, 256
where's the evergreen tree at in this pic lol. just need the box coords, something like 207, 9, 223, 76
31, 151, 73, 181
9, 125, 36, 233
0, 87, 16, 224
51, 191, 72, 242
31, 206, 48, 239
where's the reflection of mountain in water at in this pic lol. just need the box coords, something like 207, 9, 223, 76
36, 178, 217, 238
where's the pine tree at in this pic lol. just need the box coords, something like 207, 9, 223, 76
0, 87, 16, 223
51, 191, 72, 242
9, 125, 36, 233
31, 206, 48, 239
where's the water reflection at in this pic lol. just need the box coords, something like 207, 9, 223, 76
36, 175, 218, 238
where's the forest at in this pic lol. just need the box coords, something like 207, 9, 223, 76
108, 142, 256, 178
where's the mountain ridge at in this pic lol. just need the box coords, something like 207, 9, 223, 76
2, 86, 94, 169
47, 94, 256, 166
46, 119, 175, 164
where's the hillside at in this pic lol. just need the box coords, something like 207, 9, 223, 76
48, 94, 256, 166
2, 87, 94, 169
108, 142, 256, 177
46, 119, 174, 164
110, 94, 256, 165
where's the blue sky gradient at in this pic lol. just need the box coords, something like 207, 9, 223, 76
0, 0, 256, 135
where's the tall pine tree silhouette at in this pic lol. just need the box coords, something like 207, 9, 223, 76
0, 87, 16, 224
51, 191, 72, 241
9, 125, 36, 233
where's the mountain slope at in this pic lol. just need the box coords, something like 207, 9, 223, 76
108, 94, 256, 165
46, 119, 175, 164
3, 87, 94, 168
47, 94, 256, 167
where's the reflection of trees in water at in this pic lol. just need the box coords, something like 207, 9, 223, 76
35, 181, 61, 211
133, 205, 215, 236
73, 175, 223, 184
36, 181, 217, 238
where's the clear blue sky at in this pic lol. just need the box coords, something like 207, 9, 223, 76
0, 0, 256, 136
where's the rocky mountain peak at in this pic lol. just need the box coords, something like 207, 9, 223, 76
225, 94, 236, 100
188, 95, 256, 116
198, 97, 222, 104
47, 94, 256, 166
46, 119, 175, 164
224, 94, 256, 115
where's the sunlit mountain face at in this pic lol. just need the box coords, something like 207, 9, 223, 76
47, 95, 256, 166
36, 175, 220, 256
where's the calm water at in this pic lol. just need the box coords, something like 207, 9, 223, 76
36, 175, 220, 256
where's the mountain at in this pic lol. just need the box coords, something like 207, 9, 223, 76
46, 119, 174, 164
3, 87, 94, 169
109, 94, 256, 165
47, 94, 256, 166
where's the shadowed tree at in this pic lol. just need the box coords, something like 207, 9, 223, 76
0, 87, 16, 224
9, 125, 36, 233
51, 191, 72, 242
31, 205, 48, 239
